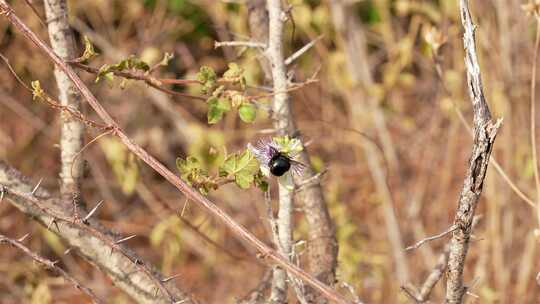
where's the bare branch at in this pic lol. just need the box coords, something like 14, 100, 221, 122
0, 233, 104, 304
405, 225, 457, 251
445, 1, 502, 302
214, 40, 266, 49
0, 162, 194, 304
284, 35, 323, 66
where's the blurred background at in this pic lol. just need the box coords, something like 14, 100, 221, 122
0, 0, 539, 303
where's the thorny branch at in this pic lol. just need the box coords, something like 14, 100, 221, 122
445, 1, 502, 303
0, 2, 352, 303
0, 233, 105, 304
0, 161, 194, 304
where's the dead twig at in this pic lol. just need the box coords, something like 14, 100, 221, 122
0, 233, 104, 304
445, 2, 502, 303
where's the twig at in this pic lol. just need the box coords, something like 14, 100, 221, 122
0, 162, 193, 303
405, 225, 457, 251
0, 53, 31, 91
0, 3, 352, 303
214, 40, 266, 49
284, 35, 323, 66
445, 2, 502, 303
69, 61, 205, 101
531, 16, 540, 228
0, 233, 104, 304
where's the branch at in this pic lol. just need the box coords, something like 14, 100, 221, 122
0, 3, 351, 304
43, 0, 84, 202
0, 233, 104, 304
405, 225, 457, 251
247, 2, 339, 302
214, 40, 266, 49
69, 61, 205, 101
0, 161, 194, 304
445, 1, 503, 303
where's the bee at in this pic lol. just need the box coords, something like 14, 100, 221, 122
248, 138, 305, 177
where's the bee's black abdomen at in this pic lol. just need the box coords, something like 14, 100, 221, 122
269, 154, 291, 176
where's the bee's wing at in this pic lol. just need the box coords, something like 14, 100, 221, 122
289, 159, 307, 177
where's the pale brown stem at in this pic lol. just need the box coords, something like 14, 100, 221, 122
43, 0, 84, 202
445, 1, 502, 302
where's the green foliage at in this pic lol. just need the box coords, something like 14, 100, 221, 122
176, 156, 217, 195
238, 103, 256, 123
254, 171, 269, 192
207, 97, 231, 124
273, 136, 303, 154
222, 62, 246, 89
219, 150, 259, 189
198, 64, 258, 124
96, 55, 150, 83
177, 148, 267, 193
357, 1, 381, 24
197, 66, 218, 94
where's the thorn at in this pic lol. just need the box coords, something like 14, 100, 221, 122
31, 178, 43, 196
174, 300, 188, 304
51, 260, 60, 266
17, 233, 30, 242
47, 218, 56, 230
161, 273, 182, 283
180, 198, 189, 217
285, 35, 324, 66
114, 234, 137, 245
0, 186, 5, 204
64, 247, 73, 255
82, 200, 104, 223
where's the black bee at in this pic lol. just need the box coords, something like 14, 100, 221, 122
249, 138, 305, 177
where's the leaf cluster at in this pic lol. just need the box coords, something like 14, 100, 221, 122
176, 149, 267, 194
196, 64, 257, 124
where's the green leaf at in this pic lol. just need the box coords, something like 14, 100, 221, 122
219, 150, 259, 189
95, 55, 150, 83
238, 103, 256, 123
223, 62, 242, 80
197, 66, 217, 94
235, 172, 254, 189
207, 97, 231, 124
273, 136, 303, 154
223, 62, 246, 89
